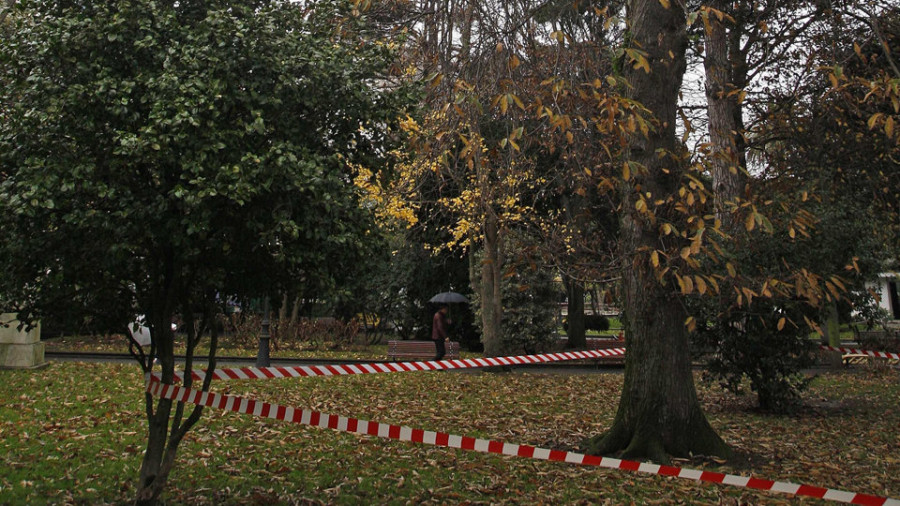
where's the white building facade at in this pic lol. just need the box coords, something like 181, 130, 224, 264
867, 272, 900, 321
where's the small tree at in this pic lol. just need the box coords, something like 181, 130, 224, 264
0, 0, 411, 503
470, 232, 559, 355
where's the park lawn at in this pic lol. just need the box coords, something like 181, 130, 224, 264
43, 333, 396, 361
42, 333, 480, 361
1, 361, 898, 505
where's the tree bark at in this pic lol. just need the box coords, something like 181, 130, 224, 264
136, 311, 176, 505
480, 213, 504, 357
585, 0, 731, 463
564, 276, 586, 349
703, 0, 747, 228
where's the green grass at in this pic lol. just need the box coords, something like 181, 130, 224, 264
1, 360, 898, 504
43, 333, 485, 360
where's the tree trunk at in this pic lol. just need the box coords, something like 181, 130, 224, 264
279, 293, 289, 322
564, 277, 586, 349
824, 300, 841, 347
480, 213, 504, 357
703, 0, 747, 228
290, 296, 301, 324
585, 0, 731, 463
136, 396, 174, 505
136, 310, 176, 505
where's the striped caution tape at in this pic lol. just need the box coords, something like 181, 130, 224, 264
160, 347, 626, 383
156, 344, 895, 385
820, 346, 900, 361
146, 379, 898, 505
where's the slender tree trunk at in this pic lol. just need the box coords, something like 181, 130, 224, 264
564, 276, 586, 349
585, 0, 731, 463
480, 214, 504, 357
136, 309, 176, 505
704, 0, 747, 228
290, 296, 301, 324
561, 193, 586, 349
279, 293, 289, 322
824, 300, 841, 347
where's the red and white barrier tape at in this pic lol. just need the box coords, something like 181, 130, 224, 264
820, 346, 900, 361
153, 344, 896, 384
160, 347, 626, 383
146, 379, 898, 505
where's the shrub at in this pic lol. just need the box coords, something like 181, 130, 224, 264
563, 314, 610, 333
692, 299, 818, 413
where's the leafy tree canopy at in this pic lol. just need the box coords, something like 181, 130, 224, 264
0, 0, 414, 502
0, 0, 413, 330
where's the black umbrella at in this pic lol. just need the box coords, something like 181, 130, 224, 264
429, 291, 469, 304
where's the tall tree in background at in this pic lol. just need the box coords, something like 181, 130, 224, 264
685, 1, 881, 410
392, 0, 628, 354
0, 0, 411, 503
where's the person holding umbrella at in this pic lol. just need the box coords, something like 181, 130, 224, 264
429, 291, 468, 361
431, 303, 451, 361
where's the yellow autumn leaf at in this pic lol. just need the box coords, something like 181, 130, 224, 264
511, 94, 525, 110
682, 275, 694, 294
650, 250, 660, 267
509, 54, 521, 71
726, 262, 736, 278
868, 113, 882, 130
685, 316, 697, 332
777, 317, 786, 331
695, 276, 707, 295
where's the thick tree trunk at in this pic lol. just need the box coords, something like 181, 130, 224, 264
564, 277, 586, 349
585, 0, 731, 463
586, 231, 731, 461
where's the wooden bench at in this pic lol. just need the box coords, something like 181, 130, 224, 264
842, 353, 870, 366
387, 340, 460, 361
583, 337, 626, 364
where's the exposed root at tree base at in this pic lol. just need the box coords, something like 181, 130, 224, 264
582, 420, 733, 466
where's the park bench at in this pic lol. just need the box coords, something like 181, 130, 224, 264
387, 340, 460, 361
842, 353, 870, 366
583, 336, 626, 364
550, 335, 626, 365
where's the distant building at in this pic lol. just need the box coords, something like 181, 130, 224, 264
867, 272, 900, 321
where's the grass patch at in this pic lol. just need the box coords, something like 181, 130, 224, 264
42, 334, 485, 361
1, 360, 898, 504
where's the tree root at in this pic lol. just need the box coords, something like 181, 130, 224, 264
583, 417, 732, 465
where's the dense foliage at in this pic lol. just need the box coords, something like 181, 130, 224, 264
470, 233, 560, 355
0, 0, 412, 502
